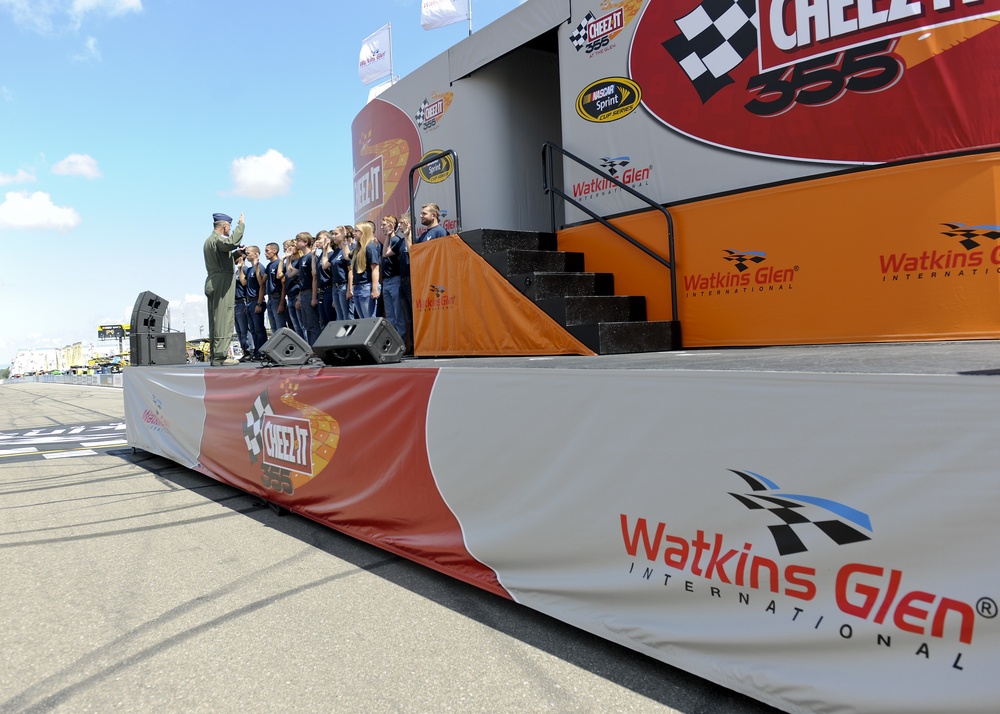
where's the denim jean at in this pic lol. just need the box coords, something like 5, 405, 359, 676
297, 289, 322, 345
381, 275, 406, 344
285, 293, 304, 339
266, 294, 287, 334
353, 282, 375, 318
318, 288, 334, 332
234, 299, 253, 354
247, 302, 267, 356
334, 284, 353, 321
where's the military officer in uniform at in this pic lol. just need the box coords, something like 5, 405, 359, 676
204, 212, 245, 366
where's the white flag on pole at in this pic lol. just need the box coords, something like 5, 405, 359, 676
420, 0, 469, 30
358, 24, 391, 84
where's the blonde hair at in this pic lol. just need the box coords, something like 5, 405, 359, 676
352, 222, 375, 274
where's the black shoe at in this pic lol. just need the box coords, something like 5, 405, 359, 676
238, 354, 252, 363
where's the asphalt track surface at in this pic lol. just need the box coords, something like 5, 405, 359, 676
0, 381, 782, 714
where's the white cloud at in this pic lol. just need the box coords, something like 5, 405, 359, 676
0, 191, 81, 231
0, 169, 37, 185
0, 0, 141, 33
1, 86, 13, 102
71, 36, 101, 62
52, 153, 102, 179
71, 0, 141, 16
229, 149, 294, 199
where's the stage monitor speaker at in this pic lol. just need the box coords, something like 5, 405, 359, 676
313, 318, 404, 366
131, 331, 187, 366
259, 328, 314, 366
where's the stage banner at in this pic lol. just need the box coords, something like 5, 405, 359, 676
556, 150, 1000, 345
358, 23, 392, 85
557, 0, 1000, 219
425, 368, 1000, 714
421, 0, 468, 30
195, 367, 508, 596
123, 367, 206, 470
410, 234, 595, 356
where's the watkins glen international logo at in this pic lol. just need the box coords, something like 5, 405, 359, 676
568, 0, 641, 56
620, 468, 991, 669
416, 284, 455, 311
880, 222, 1000, 284
571, 154, 652, 202
142, 395, 170, 432
727, 469, 871, 556
242, 380, 340, 496
414, 91, 454, 131
685, 249, 797, 298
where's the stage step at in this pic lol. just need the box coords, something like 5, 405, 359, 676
509, 272, 615, 299
458, 227, 678, 354
566, 321, 676, 355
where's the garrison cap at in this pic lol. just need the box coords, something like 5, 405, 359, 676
213, 213, 233, 224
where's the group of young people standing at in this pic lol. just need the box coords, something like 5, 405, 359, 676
231, 203, 447, 361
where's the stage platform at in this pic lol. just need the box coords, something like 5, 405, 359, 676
124, 340, 1000, 714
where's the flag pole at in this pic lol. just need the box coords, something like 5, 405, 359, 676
388, 22, 395, 81
468, 0, 473, 36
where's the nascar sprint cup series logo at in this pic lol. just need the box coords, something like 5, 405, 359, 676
576, 77, 642, 122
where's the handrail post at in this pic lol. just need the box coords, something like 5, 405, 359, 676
540, 141, 680, 348
408, 149, 461, 238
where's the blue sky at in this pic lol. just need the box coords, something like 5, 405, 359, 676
0, 0, 525, 365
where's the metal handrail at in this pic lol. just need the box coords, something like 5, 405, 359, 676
541, 141, 679, 330
408, 149, 462, 240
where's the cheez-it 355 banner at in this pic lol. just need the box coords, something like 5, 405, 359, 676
629, 1, 1000, 162
196, 369, 508, 596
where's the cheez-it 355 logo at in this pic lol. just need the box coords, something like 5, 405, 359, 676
243, 380, 340, 496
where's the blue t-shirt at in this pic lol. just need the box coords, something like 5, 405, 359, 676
332, 248, 351, 285
317, 249, 332, 290
297, 252, 315, 292
381, 234, 404, 280
264, 259, 281, 296
285, 256, 302, 298
243, 264, 261, 301
235, 264, 246, 301
352, 242, 382, 286
416, 224, 447, 243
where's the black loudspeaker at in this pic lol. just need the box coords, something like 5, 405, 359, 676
259, 328, 314, 366
132, 332, 187, 366
130, 291, 168, 333
313, 318, 404, 366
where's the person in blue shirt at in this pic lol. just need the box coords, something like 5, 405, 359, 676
327, 226, 354, 321
262, 242, 287, 334
380, 215, 407, 346
240, 246, 268, 360
347, 221, 381, 319
416, 203, 447, 243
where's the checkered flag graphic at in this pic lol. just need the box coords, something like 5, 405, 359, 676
600, 156, 630, 177
570, 11, 596, 51
728, 470, 872, 556
722, 249, 766, 272
243, 390, 273, 464
663, 0, 758, 103
414, 99, 429, 124
940, 223, 1000, 250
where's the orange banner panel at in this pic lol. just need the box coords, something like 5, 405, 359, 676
410, 234, 595, 356
558, 152, 1000, 347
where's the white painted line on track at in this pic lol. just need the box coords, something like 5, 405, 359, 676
43, 450, 98, 459
80, 439, 128, 447
0, 447, 38, 455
